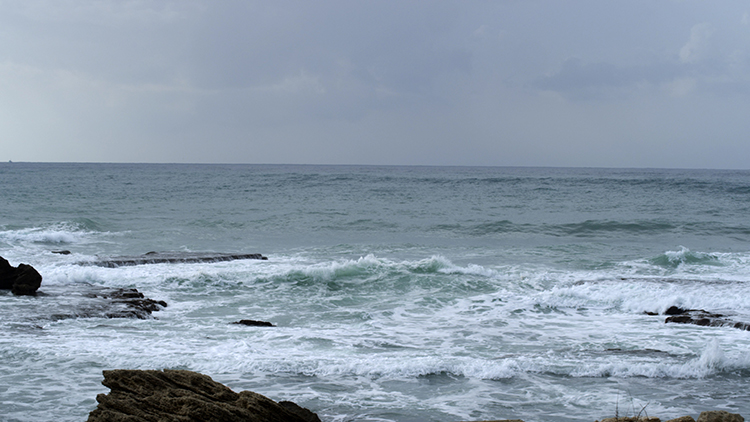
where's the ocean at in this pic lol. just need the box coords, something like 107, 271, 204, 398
1, 163, 749, 421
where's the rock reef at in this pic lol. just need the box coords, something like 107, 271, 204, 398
87, 369, 321, 422
80, 251, 268, 267
662, 306, 750, 331
69, 287, 167, 320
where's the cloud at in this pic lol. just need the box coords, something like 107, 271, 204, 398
534, 58, 682, 100
679, 23, 713, 63
3, 0, 750, 168
665, 77, 697, 97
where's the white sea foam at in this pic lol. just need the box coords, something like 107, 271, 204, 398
0, 223, 96, 245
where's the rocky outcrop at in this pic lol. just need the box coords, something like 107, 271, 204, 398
38, 286, 167, 321
663, 306, 750, 331
79, 251, 268, 267
87, 369, 321, 422
594, 411, 744, 422
697, 410, 744, 422
0, 256, 42, 296
86, 288, 168, 319
667, 417, 696, 422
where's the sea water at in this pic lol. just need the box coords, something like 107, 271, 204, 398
1, 163, 749, 421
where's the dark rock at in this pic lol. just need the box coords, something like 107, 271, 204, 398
79, 251, 268, 267
278, 401, 322, 422
697, 410, 744, 422
87, 369, 321, 422
0, 257, 15, 290
0, 256, 42, 296
51, 250, 71, 255
665, 306, 688, 315
10, 264, 43, 296
48, 287, 167, 320
664, 307, 750, 331
104, 288, 167, 319
233, 319, 275, 327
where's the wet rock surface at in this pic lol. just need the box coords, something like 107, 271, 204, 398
41, 286, 167, 320
79, 251, 268, 267
80, 287, 168, 320
87, 369, 321, 422
663, 306, 750, 331
2, 284, 167, 322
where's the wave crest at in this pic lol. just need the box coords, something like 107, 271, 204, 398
650, 246, 722, 269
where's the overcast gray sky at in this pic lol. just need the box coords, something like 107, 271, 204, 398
1, 0, 749, 168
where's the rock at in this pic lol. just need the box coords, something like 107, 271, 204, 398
0, 256, 43, 296
42, 286, 167, 321
0, 257, 16, 290
79, 251, 268, 267
87, 369, 321, 422
697, 411, 744, 422
598, 417, 660, 422
232, 319, 275, 327
666, 417, 696, 422
664, 307, 750, 331
51, 250, 71, 255
86, 288, 167, 319
459, 420, 525, 422
665, 306, 688, 315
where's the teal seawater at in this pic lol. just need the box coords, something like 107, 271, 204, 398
1, 163, 750, 421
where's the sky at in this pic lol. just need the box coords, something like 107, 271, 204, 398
1, 0, 749, 168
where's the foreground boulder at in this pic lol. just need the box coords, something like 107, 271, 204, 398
0, 256, 42, 296
697, 410, 744, 422
88, 369, 321, 422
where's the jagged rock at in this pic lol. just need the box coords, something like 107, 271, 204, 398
87, 369, 321, 422
0, 256, 42, 296
664, 307, 750, 331
79, 251, 268, 268
42, 287, 167, 321
598, 417, 660, 422
697, 410, 744, 422
84, 288, 167, 319
232, 320, 275, 327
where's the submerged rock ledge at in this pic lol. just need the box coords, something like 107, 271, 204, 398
78, 251, 268, 267
87, 369, 321, 422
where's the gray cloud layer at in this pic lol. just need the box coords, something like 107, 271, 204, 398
2, 0, 749, 168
